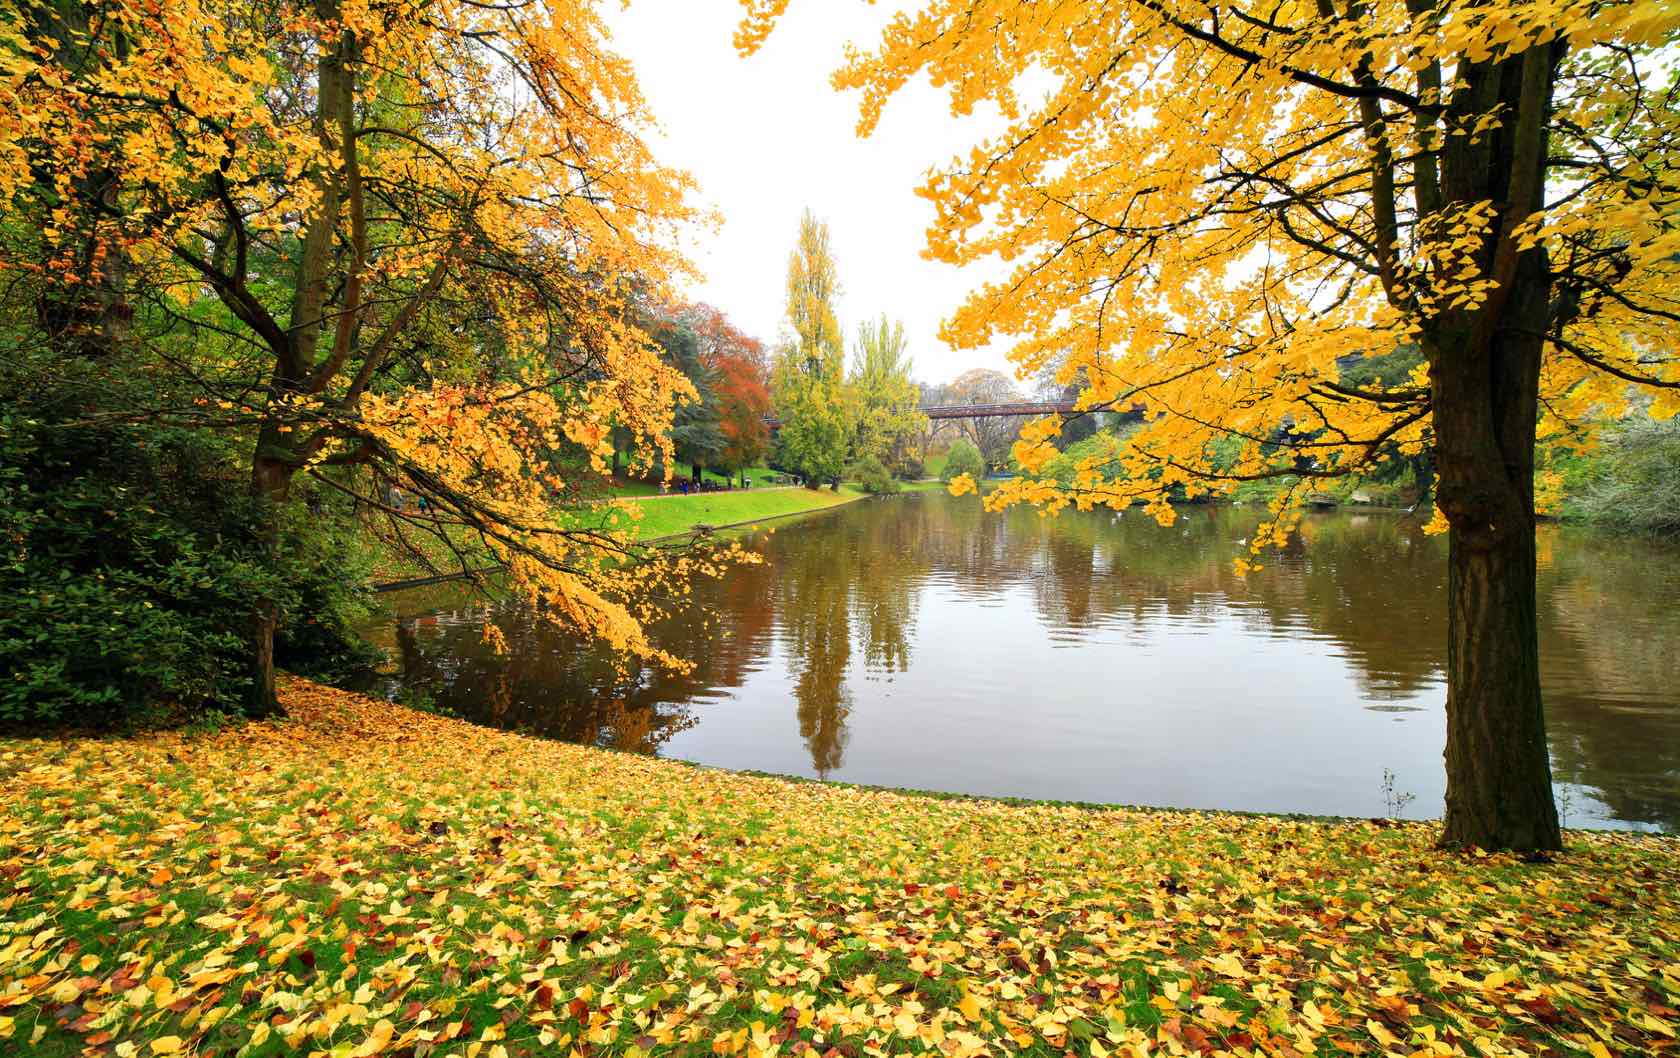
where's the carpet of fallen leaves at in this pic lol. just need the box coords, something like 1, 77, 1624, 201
2, 679, 1677, 1058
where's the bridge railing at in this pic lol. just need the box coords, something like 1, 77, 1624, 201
762, 399, 1083, 428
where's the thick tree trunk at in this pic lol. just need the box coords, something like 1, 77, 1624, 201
246, 444, 293, 720
1425, 46, 1563, 851
1431, 310, 1560, 851
1440, 515, 1558, 849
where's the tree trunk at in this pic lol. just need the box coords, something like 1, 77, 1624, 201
1439, 509, 1558, 850
1431, 309, 1560, 851
1425, 46, 1563, 851
246, 443, 293, 720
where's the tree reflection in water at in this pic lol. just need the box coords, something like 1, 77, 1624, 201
374, 494, 1679, 831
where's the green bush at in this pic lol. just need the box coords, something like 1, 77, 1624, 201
0, 411, 378, 730
1039, 431, 1123, 486
849, 454, 900, 495
1559, 417, 1680, 535
940, 439, 985, 482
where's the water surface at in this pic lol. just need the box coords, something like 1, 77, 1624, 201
368, 494, 1680, 832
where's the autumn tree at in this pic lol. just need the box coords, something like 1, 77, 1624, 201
850, 314, 929, 473
3, 0, 738, 717
740, 0, 1680, 849
1033, 363, 1102, 450
680, 303, 773, 485
772, 210, 851, 487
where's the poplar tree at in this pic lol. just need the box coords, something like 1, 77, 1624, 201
772, 210, 851, 487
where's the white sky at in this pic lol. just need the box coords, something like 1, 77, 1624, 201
603, 0, 1017, 386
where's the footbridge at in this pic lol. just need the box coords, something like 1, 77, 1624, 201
764, 399, 1084, 431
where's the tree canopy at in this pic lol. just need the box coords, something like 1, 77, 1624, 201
1, 0, 748, 715
739, 0, 1680, 849
943, 368, 1027, 467
682, 303, 773, 480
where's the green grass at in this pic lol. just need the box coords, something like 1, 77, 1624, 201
365, 466, 796, 581
626, 484, 865, 539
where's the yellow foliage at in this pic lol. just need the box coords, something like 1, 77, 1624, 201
738, 0, 1680, 550
0, 0, 751, 668
2, 678, 1677, 1058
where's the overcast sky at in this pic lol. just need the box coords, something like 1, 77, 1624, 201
603, 0, 1017, 386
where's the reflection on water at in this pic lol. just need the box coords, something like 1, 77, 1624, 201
367, 495, 1680, 832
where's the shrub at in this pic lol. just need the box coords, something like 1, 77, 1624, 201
849, 454, 900, 495
940, 439, 985, 483
0, 411, 378, 730
1560, 417, 1680, 535
892, 455, 925, 481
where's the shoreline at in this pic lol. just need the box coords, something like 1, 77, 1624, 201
368, 485, 876, 593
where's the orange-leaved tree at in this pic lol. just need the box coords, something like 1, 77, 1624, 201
740, 0, 1680, 850
681, 303, 773, 484
2, 0, 747, 716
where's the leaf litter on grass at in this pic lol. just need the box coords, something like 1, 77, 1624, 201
2, 678, 1677, 1058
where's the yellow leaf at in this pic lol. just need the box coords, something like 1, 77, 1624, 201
1366, 1019, 1398, 1047
351, 1019, 395, 1058
151, 1036, 184, 1055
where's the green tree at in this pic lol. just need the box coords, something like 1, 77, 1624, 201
654, 320, 727, 482
772, 210, 851, 488
850, 315, 928, 474
0, 357, 377, 727
941, 439, 985, 483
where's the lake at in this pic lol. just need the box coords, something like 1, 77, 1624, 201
367, 492, 1680, 832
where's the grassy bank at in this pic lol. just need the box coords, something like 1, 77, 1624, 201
4, 679, 1677, 1058
628, 486, 865, 539
366, 484, 866, 585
